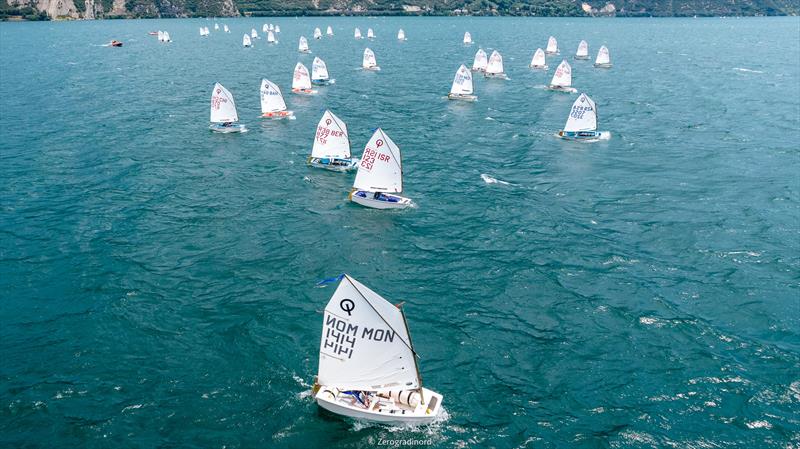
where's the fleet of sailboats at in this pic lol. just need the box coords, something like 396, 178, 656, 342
307, 110, 358, 171
313, 275, 443, 424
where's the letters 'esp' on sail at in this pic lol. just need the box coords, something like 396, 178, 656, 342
318, 274, 419, 391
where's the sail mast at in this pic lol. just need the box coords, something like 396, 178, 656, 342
399, 305, 425, 404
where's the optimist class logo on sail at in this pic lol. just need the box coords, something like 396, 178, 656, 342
360, 139, 390, 171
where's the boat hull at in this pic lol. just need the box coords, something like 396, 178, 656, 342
594, 63, 613, 68
548, 86, 578, 93
307, 157, 359, 172
350, 191, 413, 209
529, 65, 548, 70
558, 130, 611, 141
292, 88, 318, 95
574, 55, 590, 60
312, 79, 335, 86
362, 66, 381, 71
484, 73, 508, 79
545, 51, 559, 56
448, 93, 477, 102
315, 387, 443, 425
261, 111, 294, 120
209, 123, 247, 133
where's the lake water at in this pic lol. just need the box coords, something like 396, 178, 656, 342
1, 16, 799, 449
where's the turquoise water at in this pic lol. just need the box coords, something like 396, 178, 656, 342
1, 16, 799, 448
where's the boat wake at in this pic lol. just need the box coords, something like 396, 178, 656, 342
481, 174, 513, 185
733, 67, 764, 74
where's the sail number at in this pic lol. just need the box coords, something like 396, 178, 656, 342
211, 95, 227, 110
570, 105, 593, 119
360, 147, 390, 171
316, 126, 344, 145
322, 314, 397, 360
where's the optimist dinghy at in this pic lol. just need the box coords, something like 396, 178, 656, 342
312, 274, 444, 425
275, 25, 281, 33
367, 28, 375, 39
292, 62, 317, 95
327, 26, 334, 36
307, 110, 358, 171
262, 23, 268, 33
267, 31, 277, 44
448, 64, 477, 101
472, 48, 488, 72
594, 45, 612, 68
484, 50, 508, 79
223, 24, 230, 33
298, 36, 310, 53
355, 28, 363, 39
557, 93, 610, 141
259, 79, 294, 119
463, 31, 472, 45
529, 48, 548, 69
548, 60, 577, 93
214, 23, 219, 30
349, 129, 412, 209
209, 83, 246, 133
546, 36, 558, 55
312, 57, 335, 85
397, 29, 407, 41
314, 27, 323, 40
242, 34, 252, 47
251, 28, 259, 39
575, 40, 589, 60
362, 48, 380, 71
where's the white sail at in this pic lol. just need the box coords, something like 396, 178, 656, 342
312, 110, 350, 159
326, 26, 333, 36
312, 56, 329, 81
268, 23, 274, 31
317, 275, 419, 391
199, 27, 205, 36
595, 45, 611, 65
362, 48, 377, 69
262, 23, 268, 33
298, 36, 309, 52
486, 50, 504, 74
293, 62, 312, 90
267, 31, 276, 43
450, 64, 473, 95
576, 40, 589, 58
463, 31, 472, 44
157, 30, 164, 41
204, 27, 210, 35
472, 48, 487, 71
314, 27, 322, 39
210, 83, 238, 123
353, 129, 402, 193
354, 28, 362, 39
275, 25, 280, 33
367, 28, 375, 39
530, 48, 546, 67
551, 60, 572, 87
563, 93, 597, 132
546, 36, 558, 53
214, 23, 219, 30
397, 29, 405, 40
251, 28, 258, 39
260, 79, 287, 113
163, 31, 171, 42
223, 24, 229, 33
242, 34, 251, 47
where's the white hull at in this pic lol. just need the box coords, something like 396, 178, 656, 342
530, 65, 549, 70
307, 157, 359, 172
312, 79, 335, 86
484, 72, 508, 79
316, 387, 443, 425
594, 63, 613, 68
574, 55, 590, 60
292, 88, 318, 95
548, 86, 577, 93
362, 66, 381, 71
350, 191, 412, 209
209, 123, 247, 133
448, 93, 477, 102
558, 130, 611, 141
546, 51, 559, 55
261, 111, 294, 120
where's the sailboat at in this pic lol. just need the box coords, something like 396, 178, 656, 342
275, 25, 281, 33
397, 29, 406, 41
251, 28, 259, 39
594, 45, 612, 68
223, 24, 230, 33
259, 79, 294, 119
312, 274, 444, 424
157, 30, 165, 42
307, 110, 358, 171
298, 36, 310, 53
557, 93, 610, 141
548, 60, 577, 93
158, 31, 171, 43
199, 27, 207, 36
448, 64, 477, 101
209, 83, 246, 133
262, 23, 268, 33
292, 62, 317, 95
367, 28, 375, 39
472, 48, 487, 72
214, 23, 219, 31
575, 40, 589, 60
242, 34, 252, 48
354, 28, 363, 39
485, 50, 507, 79
327, 26, 334, 36
268, 23, 274, 31
362, 48, 380, 71
463, 31, 472, 45
267, 31, 277, 44
314, 27, 323, 40
312, 57, 335, 85
546, 36, 558, 55
349, 129, 411, 209
529, 48, 548, 69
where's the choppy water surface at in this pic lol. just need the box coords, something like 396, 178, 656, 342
1, 16, 799, 449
